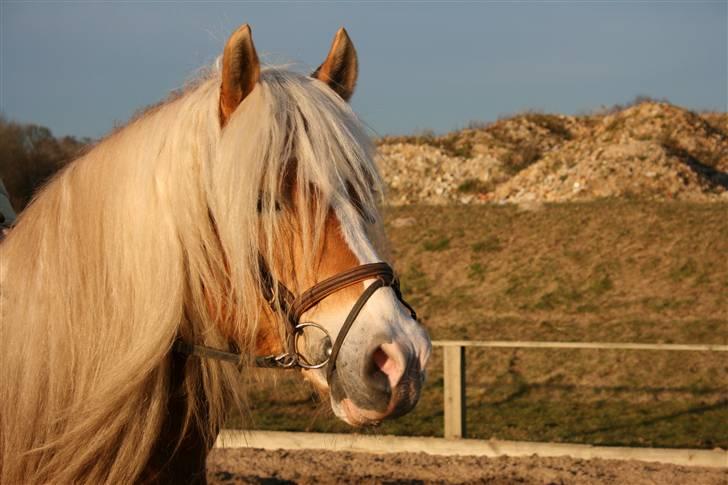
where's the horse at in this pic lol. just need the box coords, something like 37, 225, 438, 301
0, 24, 431, 484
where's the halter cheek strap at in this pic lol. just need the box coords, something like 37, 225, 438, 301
325, 276, 386, 381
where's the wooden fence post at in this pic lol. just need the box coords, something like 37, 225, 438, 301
443, 344, 466, 439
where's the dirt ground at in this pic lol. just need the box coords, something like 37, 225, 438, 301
207, 448, 726, 484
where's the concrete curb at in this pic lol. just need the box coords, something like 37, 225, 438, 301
215, 430, 727, 469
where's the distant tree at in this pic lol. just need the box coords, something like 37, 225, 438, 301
0, 115, 88, 212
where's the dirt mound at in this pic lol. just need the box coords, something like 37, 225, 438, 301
377, 102, 727, 204
208, 448, 726, 484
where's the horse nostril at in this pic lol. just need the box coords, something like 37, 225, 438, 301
373, 347, 394, 376
369, 344, 404, 392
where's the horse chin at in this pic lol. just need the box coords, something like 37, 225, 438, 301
301, 370, 384, 427
331, 398, 385, 427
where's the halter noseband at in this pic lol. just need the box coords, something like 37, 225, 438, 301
174, 261, 417, 382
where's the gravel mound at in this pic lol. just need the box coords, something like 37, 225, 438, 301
377, 102, 727, 204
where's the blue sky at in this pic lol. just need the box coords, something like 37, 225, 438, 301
1, 1, 726, 139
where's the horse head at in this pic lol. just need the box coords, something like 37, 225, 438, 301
209, 24, 431, 426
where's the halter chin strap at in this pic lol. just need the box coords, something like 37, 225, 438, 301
174, 260, 417, 383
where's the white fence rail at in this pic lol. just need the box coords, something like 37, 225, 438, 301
433, 339, 728, 439
216, 339, 728, 467
215, 430, 728, 468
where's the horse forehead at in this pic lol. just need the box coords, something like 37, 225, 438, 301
320, 209, 362, 276
300, 209, 365, 315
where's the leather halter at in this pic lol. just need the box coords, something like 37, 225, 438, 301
174, 261, 417, 382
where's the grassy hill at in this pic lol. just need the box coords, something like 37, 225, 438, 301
233, 200, 728, 449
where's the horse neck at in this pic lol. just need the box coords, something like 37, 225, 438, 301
141, 353, 212, 484
0, 80, 237, 484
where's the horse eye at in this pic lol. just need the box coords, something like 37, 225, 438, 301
257, 197, 282, 213
345, 183, 376, 224
351, 202, 373, 224
352, 196, 376, 224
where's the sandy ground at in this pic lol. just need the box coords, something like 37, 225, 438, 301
207, 448, 726, 484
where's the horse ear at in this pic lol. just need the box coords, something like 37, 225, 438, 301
312, 28, 358, 102
219, 24, 260, 126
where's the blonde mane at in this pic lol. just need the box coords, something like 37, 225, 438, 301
0, 66, 381, 484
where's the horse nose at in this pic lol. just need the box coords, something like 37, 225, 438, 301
327, 333, 427, 425
364, 340, 424, 419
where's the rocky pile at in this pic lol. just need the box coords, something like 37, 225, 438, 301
376, 101, 727, 204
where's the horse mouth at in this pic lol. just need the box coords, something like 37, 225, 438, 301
338, 398, 384, 427
332, 372, 424, 427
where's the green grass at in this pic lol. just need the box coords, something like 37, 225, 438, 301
467, 263, 486, 282
523, 113, 574, 140
422, 236, 450, 252
502, 143, 543, 173
457, 178, 494, 194
471, 235, 501, 253
230, 200, 728, 449
669, 258, 699, 282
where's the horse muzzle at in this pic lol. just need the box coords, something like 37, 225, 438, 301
327, 337, 428, 426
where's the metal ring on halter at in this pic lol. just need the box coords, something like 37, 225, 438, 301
292, 322, 333, 369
